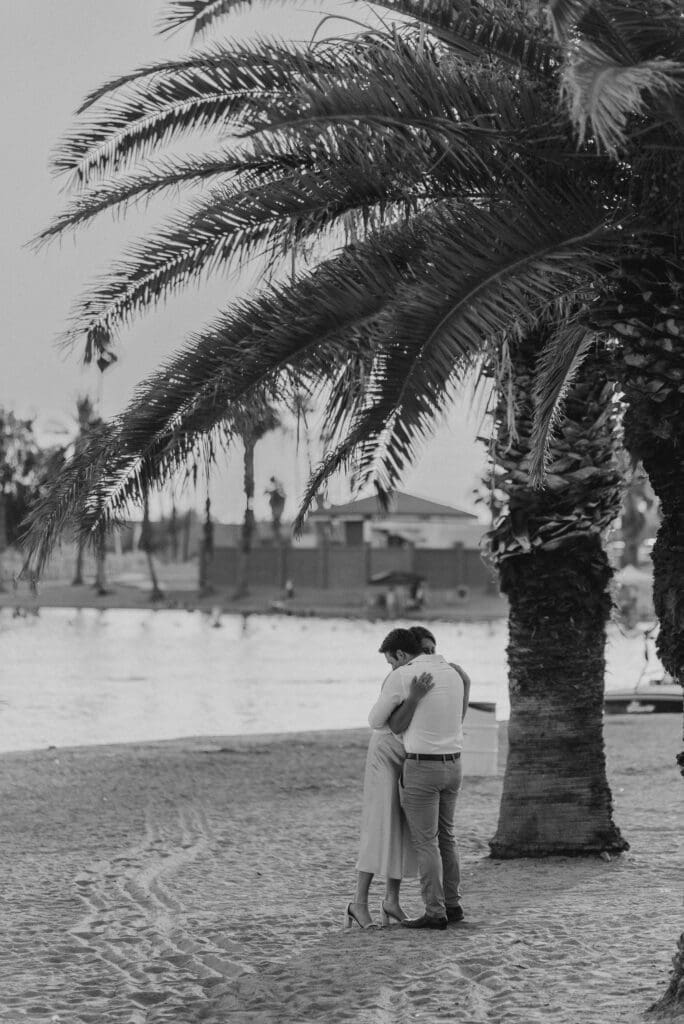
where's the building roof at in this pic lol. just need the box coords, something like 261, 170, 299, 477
310, 490, 478, 520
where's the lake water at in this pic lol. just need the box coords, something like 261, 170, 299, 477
0, 608, 656, 753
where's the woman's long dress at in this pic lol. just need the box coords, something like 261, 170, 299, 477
356, 727, 418, 880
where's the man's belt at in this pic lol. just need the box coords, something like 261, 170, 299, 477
405, 752, 461, 762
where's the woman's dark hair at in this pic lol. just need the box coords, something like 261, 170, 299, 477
410, 625, 436, 647
378, 628, 422, 657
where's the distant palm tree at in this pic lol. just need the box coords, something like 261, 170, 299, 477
199, 494, 214, 593
0, 409, 42, 591
71, 396, 102, 586
139, 490, 165, 602
234, 401, 281, 598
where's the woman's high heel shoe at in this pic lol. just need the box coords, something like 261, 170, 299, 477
381, 900, 407, 927
344, 902, 376, 930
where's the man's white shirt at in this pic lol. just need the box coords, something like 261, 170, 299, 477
368, 653, 464, 754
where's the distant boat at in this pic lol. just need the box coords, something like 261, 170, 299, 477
604, 675, 682, 714
604, 622, 682, 714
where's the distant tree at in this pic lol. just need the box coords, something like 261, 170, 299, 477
71, 397, 103, 585
0, 410, 65, 591
0, 411, 41, 549
199, 494, 214, 593
234, 401, 281, 599
169, 498, 179, 561
0, 410, 66, 592
139, 489, 165, 601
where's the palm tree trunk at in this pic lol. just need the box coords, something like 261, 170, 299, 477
144, 549, 164, 602
484, 334, 626, 856
141, 493, 164, 602
234, 437, 256, 599
599, 258, 684, 1012
169, 500, 179, 561
491, 538, 628, 857
625, 403, 684, 683
621, 348, 684, 1014
72, 539, 85, 585
199, 497, 214, 593
94, 530, 107, 595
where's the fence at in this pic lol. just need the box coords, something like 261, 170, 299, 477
204, 542, 493, 593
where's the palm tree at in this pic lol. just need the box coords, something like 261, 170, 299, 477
485, 330, 627, 856
20, 0, 681, 875
199, 493, 214, 593
139, 489, 165, 601
71, 396, 102, 586
0, 410, 43, 591
234, 400, 281, 598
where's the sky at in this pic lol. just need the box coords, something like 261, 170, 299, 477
1, 1, 489, 524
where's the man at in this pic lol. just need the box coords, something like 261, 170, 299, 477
369, 627, 467, 930
410, 625, 471, 724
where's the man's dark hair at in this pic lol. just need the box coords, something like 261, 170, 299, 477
410, 625, 436, 647
379, 628, 422, 657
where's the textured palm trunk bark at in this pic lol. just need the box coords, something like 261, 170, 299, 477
647, 454, 684, 1009
490, 537, 628, 857
624, 395, 684, 1015
485, 335, 626, 856
598, 258, 684, 1011
625, 428, 684, 684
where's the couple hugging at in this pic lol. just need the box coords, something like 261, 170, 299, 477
346, 626, 471, 932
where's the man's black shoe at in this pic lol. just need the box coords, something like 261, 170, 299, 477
446, 905, 464, 923
400, 914, 448, 930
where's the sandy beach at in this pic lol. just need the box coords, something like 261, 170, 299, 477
1, 713, 681, 1023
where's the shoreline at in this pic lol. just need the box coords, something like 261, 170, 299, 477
0, 577, 510, 622
1, 716, 681, 1023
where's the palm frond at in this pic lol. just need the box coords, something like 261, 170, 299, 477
59, 154, 426, 358
62, 73, 543, 359
160, 0, 559, 81
34, 150, 261, 246
547, 0, 593, 42
25, 181, 631, 554
160, 0, 249, 38
58, 42, 348, 185
528, 317, 596, 485
48, 45, 549, 242
57, 33, 553, 192
18, 421, 120, 574
298, 186, 628, 520
551, 0, 684, 61
561, 43, 684, 154
21, 210, 444, 560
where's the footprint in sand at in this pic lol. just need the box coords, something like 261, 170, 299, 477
67, 799, 247, 1017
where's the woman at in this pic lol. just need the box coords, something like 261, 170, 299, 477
345, 628, 433, 930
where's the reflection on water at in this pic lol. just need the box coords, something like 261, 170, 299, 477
0, 608, 653, 753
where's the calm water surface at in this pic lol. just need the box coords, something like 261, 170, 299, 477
0, 608, 654, 753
